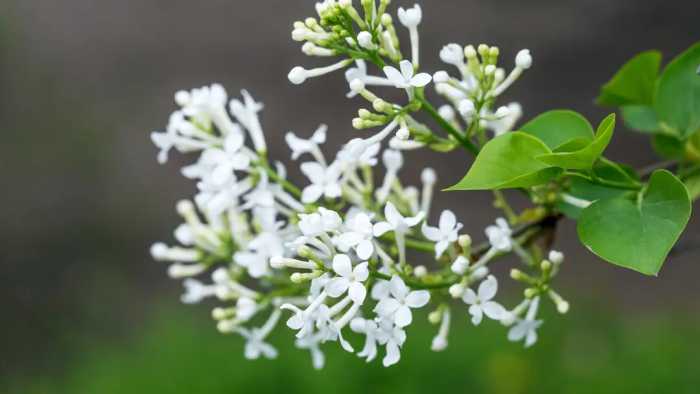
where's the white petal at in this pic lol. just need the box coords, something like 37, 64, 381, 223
355, 239, 374, 260
324, 182, 342, 199
335, 232, 362, 251
482, 301, 506, 320
373, 222, 393, 237
383, 65, 405, 86
434, 241, 448, 259
348, 282, 367, 303
326, 277, 350, 298
300, 161, 325, 181
469, 305, 483, 325
224, 132, 244, 152
374, 298, 400, 317
332, 254, 353, 277
399, 60, 414, 79
405, 290, 430, 308
301, 184, 324, 204
389, 275, 409, 299
383, 341, 401, 367
353, 262, 370, 282
410, 73, 432, 87
403, 211, 425, 227
508, 323, 527, 342
478, 275, 498, 301
384, 202, 403, 227
462, 288, 478, 305
421, 223, 442, 242
439, 210, 457, 233
394, 305, 413, 327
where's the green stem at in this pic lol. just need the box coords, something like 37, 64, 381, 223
258, 160, 303, 199
564, 171, 642, 191
416, 95, 479, 156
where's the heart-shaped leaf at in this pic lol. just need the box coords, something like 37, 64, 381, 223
521, 110, 594, 150
655, 42, 700, 138
447, 132, 561, 191
597, 50, 661, 107
535, 114, 616, 170
577, 170, 692, 275
621, 105, 659, 133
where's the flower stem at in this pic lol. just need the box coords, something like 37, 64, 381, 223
416, 95, 479, 156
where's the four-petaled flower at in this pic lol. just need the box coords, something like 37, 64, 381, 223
462, 275, 506, 325
374, 276, 430, 327
300, 162, 343, 203
373, 201, 425, 237
383, 60, 432, 90
422, 209, 463, 258
335, 212, 376, 260
326, 254, 370, 303
486, 217, 513, 252
508, 297, 542, 348
397, 4, 422, 28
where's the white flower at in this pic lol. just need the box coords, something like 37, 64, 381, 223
486, 102, 522, 136
300, 162, 343, 203
508, 297, 542, 347
515, 49, 533, 69
350, 318, 380, 362
351, 317, 407, 367
237, 327, 278, 360
450, 255, 469, 275
326, 255, 369, 303
374, 276, 430, 327
462, 275, 506, 325
206, 132, 251, 185
486, 217, 513, 252
382, 60, 432, 89
421, 210, 463, 258
397, 4, 422, 28
439, 43, 465, 68
298, 208, 342, 237
180, 278, 217, 304
335, 212, 376, 260
373, 202, 424, 238
286, 124, 327, 161
236, 297, 258, 321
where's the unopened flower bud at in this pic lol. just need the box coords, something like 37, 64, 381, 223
458, 99, 475, 116
349, 78, 365, 93
464, 45, 477, 59
515, 49, 532, 69
357, 31, 375, 49
548, 250, 564, 264
288, 66, 307, 85
524, 288, 538, 299
449, 283, 465, 298
433, 70, 450, 83
495, 106, 511, 118
438, 105, 455, 121
428, 309, 442, 324
421, 167, 437, 185
395, 127, 410, 140
458, 234, 472, 248
471, 266, 489, 280
414, 265, 427, 278
451, 255, 469, 275
484, 64, 496, 75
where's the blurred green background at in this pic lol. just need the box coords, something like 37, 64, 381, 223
1, 0, 699, 393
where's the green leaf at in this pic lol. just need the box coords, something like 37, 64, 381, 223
577, 170, 692, 276
621, 105, 659, 133
651, 134, 685, 160
535, 114, 616, 170
684, 174, 700, 201
597, 50, 661, 107
558, 159, 639, 219
520, 110, 594, 150
447, 132, 561, 191
655, 42, 700, 138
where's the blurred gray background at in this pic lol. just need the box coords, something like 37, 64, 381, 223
1, 0, 699, 381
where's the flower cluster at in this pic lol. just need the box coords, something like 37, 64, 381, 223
150, 0, 570, 370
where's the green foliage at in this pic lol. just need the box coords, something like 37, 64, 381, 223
520, 110, 594, 150
447, 132, 561, 190
577, 170, 691, 276
8, 307, 700, 394
535, 114, 615, 170
655, 42, 700, 138
597, 50, 661, 107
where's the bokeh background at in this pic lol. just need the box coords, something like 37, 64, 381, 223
2, 0, 699, 393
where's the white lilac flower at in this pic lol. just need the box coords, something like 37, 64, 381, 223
486, 217, 513, 252
486, 102, 522, 136
430, 307, 451, 351
462, 275, 506, 325
397, 4, 423, 66
373, 202, 424, 238
286, 124, 327, 161
374, 276, 430, 327
350, 317, 407, 367
180, 278, 218, 304
350, 318, 380, 362
176, 84, 237, 135
326, 254, 370, 303
235, 309, 281, 360
229, 90, 266, 153
508, 297, 542, 347
421, 210, 463, 259
298, 208, 342, 237
300, 162, 343, 203
439, 43, 465, 69
335, 212, 376, 260
206, 132, 251, 185
382, 60, 432, 90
